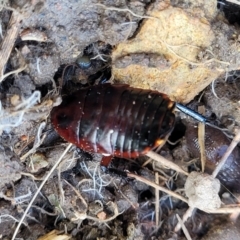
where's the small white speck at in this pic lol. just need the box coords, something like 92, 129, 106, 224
148, 95, 152, 98
132, 101, 135, 104
109, 129, 114, 134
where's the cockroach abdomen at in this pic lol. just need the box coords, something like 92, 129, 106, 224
51, 84, 175, 164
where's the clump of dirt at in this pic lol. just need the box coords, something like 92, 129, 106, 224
0, 0, 240, 239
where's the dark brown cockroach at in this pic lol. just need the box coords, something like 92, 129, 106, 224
185, 124, 240, 193
51, 84, 175, 166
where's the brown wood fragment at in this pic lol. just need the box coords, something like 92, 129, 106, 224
20, 28, 48, 42
0, 11, 23, 77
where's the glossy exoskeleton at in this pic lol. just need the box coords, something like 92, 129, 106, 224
51, 84, 175, 166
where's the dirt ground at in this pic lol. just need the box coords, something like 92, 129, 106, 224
1, 0, 240, 239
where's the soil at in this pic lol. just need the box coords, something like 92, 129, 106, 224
0, 0, 240, 239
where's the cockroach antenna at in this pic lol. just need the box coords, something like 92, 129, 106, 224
175, 103, 231, 134
175, 103, 208, 123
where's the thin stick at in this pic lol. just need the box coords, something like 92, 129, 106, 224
207, 207, 240, 214
0, 11, 23, 79
198, 106, 206, 172
174, 207, 194, 232
127, 172, 188, 204
11, 143, 72, 240
212, 130, 240, 178
155, 172, 160, 226
198, 123, 206, 172
226, 0, 240, 5
176, 214, 192, 240
146, 151, 189, 176
230, 195, 240, 222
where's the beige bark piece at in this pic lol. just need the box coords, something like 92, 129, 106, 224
112, 4, 226, 103
0, 11, 23, 77
37, 230, 71, 240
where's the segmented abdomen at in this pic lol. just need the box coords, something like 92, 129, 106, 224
51, 84, 175, 158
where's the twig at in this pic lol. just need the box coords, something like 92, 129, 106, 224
198, 106, 206, 172
174, 207, 194, 232
212, 129, 240, 178
155, 172, 160, 226
207, 207, 240, 214
0, 11, 23, 79
11, 143, 72, 240
225, 0, 240, 5
230, 196, 240, 222
57, 164, 65, 205
146, 151, 189, 176
176, 214, 192, 240
127, 172, 188, 203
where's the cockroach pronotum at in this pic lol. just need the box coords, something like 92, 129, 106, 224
51, 83, 207, 166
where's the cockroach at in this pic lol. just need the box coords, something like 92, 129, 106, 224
185, 124, 240, 193
51, 83, 177, 166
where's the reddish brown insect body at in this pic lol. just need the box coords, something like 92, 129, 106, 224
51, 84, 175, 165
